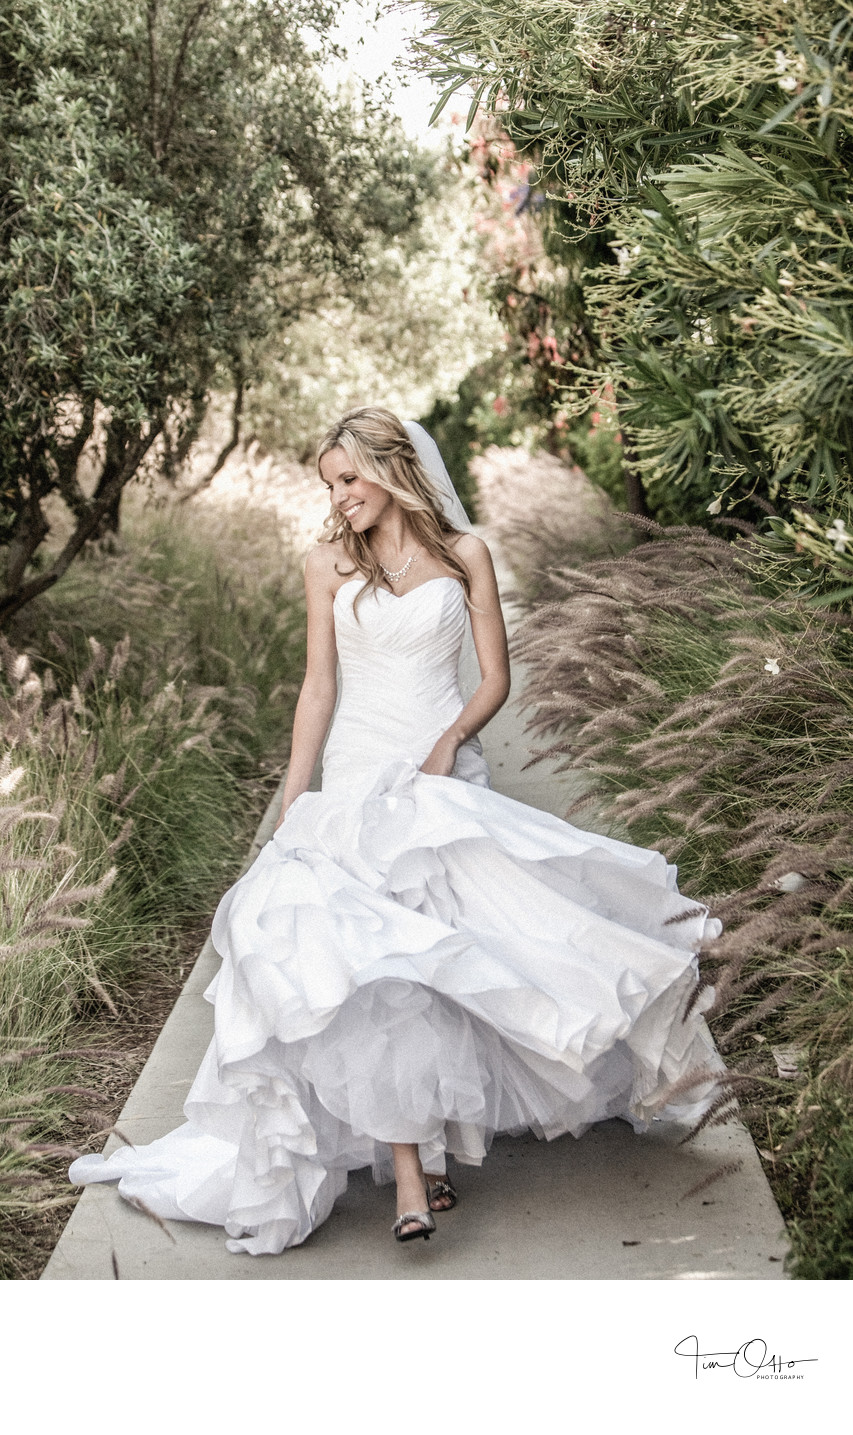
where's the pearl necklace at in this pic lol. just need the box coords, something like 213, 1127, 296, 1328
378, 550, 420, 584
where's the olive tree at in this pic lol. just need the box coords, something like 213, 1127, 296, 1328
0, 0, 434, 622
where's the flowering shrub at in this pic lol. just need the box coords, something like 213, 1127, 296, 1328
758, 503, 853, 609
420, 0, 853, 534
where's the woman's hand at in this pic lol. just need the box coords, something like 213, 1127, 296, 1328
419, 536, 510, 782
419, 733, 460, 778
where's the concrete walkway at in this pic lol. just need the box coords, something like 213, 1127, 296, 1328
43, 557, 789, 1280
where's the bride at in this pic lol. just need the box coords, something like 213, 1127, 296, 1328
70, 407, 722, 1253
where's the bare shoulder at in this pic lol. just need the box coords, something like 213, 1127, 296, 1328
450, 532, 496, 582
304, 540, 345, 589
305, 540, 361, 606
305, 541, 339, 576
448, 533, 493, 588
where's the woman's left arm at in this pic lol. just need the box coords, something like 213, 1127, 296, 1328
419, 536, 511, 777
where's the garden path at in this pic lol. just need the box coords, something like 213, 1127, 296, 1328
42, 550, 788, 1280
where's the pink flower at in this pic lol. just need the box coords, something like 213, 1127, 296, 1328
493, 396, 508, 416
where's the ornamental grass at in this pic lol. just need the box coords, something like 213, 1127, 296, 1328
0, 493, 305, 1276
513, 516, 853, 1278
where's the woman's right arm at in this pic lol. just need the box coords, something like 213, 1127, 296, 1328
275, 547, 339, 828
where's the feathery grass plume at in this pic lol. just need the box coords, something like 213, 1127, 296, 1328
121, 1194, 177, 1243
1, 490, 306, 1276
681, 1161, 745, 1202
510, 510, 852, 1277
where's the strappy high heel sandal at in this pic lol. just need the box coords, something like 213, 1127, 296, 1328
426, 1176, 457, 1212
392, 1187, 437, 1243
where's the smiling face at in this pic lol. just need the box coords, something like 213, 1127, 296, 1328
319, 446, 394, 533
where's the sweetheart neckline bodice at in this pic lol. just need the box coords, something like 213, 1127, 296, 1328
333, 575, 463, 606
324, 568, 484, 791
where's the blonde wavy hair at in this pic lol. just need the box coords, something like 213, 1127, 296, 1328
317, 407, 472, 612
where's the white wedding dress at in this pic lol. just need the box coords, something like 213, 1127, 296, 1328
70, 573, 723, 1255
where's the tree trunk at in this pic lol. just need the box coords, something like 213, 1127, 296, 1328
92, 420, 131, 538
623, 464, 650, 517
178, 375, 244, 503
2, 442, 52, 594
0, 421, 162, 626
618, 434, 651, 518
93, 485, 123, 536
543, 422, 563, 457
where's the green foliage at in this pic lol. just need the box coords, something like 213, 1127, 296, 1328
460, 121, 606, 451
417, 0, 853, 536
782, 1094, 853, 1279
244, 165, 501, 461
1, 0, 433, 620
563, 417, 628, 511
418, 392, 481, 519
419, 353, 538, 516
757, 501, 853, 605
420, 353, 629, 517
